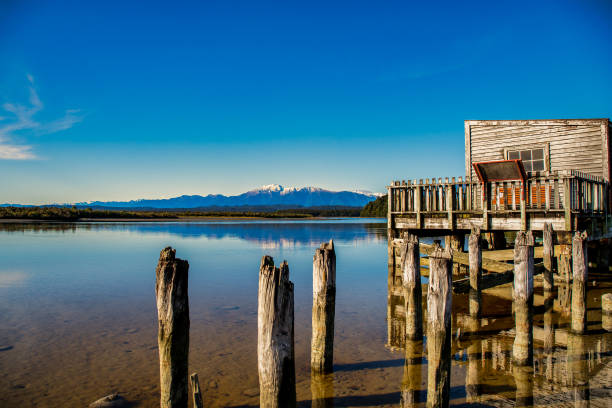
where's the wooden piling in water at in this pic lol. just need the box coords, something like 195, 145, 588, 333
445, 234, 464, 275
468, 228, 482, 318
312, 240, 336, 374
512, 301, 533, 367
465, 318, 481, 403
567, 333, 590, 408
512, 232, 534, 367
512, 365, 534, 408
543, 223, 554, 291
401, 233, 423, 340
190, 373, 203, 408
571, 231, 588, 334
513, 231, 534, 303
311, 372, 334, 408
258, 256, 296, 408
557, 232, 572, 282
155, 247, 190, 408
426, 243, 452, 408
401, 339, 423, 408
603, 293, 612, 332
543, 291, 555, 381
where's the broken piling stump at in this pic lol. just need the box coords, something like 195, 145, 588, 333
571, 231, 588, 334
258, 256, 296, 408
312, 240, 336, 374
155, 247, 190, 408
401, 233, 423, 340
190, 373, 203, 408
426, 243, 452, 408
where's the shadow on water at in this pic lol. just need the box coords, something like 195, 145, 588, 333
333, 358, 404, 372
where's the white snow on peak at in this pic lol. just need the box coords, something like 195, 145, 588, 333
253, 184, 283, 192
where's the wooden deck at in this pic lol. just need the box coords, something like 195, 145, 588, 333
387, 170, 610, 234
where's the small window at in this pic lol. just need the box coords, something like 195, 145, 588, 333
507, 148, 546, 172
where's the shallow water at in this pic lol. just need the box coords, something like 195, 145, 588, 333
0, 219, 610, 407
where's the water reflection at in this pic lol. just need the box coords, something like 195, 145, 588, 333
388, 246, 612, 407
0, 219, 386, 248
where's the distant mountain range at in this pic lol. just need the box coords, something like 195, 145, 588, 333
3, 185, 383, 209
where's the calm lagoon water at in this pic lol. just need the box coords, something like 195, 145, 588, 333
0, 219, 611, 407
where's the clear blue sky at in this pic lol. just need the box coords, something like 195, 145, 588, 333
1, 0, 611, 204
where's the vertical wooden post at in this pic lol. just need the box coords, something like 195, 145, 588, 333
426, 244, 452, 408
543, 223, 554, 292
571, 231, 588, 334
258, 256, 296, 408
543, 292, 555, 382
567, 333, 590, 408
512, 301, 533, 367
401, 339, 423, 408
513, 231, 534, 367
311, 372, 334, 408
155, 247, 190, 408
190, 373, 203, 408
445, 234, 464, 276
602, 293, 612, 332
513, 231, 534, 303
564, 177, 572, 231
512, 365, 534, 408
400, 233, 423, 341
465, 319, 481, 403
312, 240, 336, 374
468, 228, 482, 318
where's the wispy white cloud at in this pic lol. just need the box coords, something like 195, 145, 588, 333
0, 74, 83, 160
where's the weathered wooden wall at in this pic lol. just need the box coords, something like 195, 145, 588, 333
465, 119, 611, 181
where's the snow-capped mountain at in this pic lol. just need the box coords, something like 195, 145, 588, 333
73, 185, 380, 209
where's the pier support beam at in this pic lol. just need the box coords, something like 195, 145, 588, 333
312, 241, 336, 374
445, 234, 464, 275
571, 232, 588, 334
426, 244, 452, 408
468, 228, 482, 318
543, 223, 554, 291
512, 365, 534, 408
543, 291, 555, 381
401, 233, 423, 340
155, 247, 190, 408
513, 232, 534, 367
258, 256, 296, 408
311, 372, 334, 408
557, 232, 572, 282
567, 333, 590, 408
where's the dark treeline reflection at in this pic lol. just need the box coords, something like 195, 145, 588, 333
0, 220, 387, 247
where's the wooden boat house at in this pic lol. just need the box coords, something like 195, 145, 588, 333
387, 118, 612, 237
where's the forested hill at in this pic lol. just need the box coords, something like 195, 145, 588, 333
360, 194, 387, 217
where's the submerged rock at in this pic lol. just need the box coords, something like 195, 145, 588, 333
89, 393, 129, 407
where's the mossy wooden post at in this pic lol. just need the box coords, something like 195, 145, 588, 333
543, 223, 554, 291
401, 233, 423, 340
311, 372, 334, 408
312, 240, 336, 374
426, 243, 452, 408
190, 373, 203, 408
571, 231, 588, 334
513, 232, 534, 367
602, 293, 612, 332
258, 256, 296, 408
468, 227, 482, 318
401, 339, 423, 408
155, 247, 190, 408
568, 333, 589, 408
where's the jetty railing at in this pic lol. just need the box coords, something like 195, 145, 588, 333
388, 170, 609, 231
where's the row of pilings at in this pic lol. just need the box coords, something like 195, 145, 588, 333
151, 226, 611, 408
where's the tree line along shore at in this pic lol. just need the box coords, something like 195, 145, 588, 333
0, 201, 383, 221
